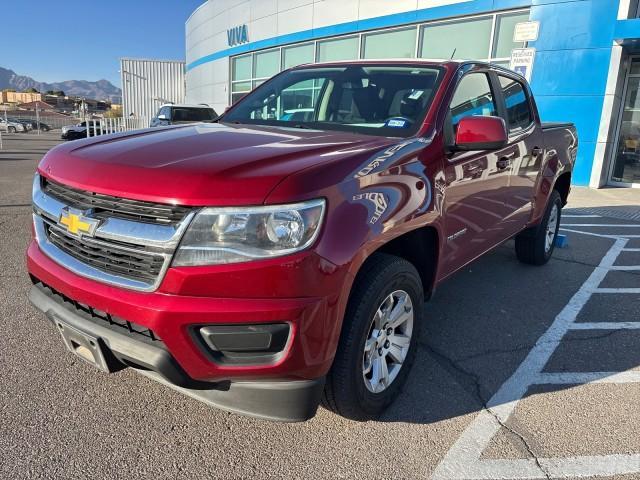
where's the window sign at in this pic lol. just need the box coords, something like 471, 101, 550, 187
513, 21, 539, 42
509, 47, 536, 81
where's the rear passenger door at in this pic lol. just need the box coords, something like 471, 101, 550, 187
493, 73, 543, 236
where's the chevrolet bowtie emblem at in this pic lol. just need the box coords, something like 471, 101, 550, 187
58, 208, 100, 237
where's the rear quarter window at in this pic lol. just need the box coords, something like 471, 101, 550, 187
498, 76, 533, 132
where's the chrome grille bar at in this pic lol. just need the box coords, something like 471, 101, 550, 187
32, 174, 196, 291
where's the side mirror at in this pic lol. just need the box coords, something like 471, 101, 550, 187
158, 114, 168, 121
454, 116, 508, 151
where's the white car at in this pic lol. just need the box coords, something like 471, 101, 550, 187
0, 118, 26, 133
150, 104, 218, 127
61, 121, 102, 140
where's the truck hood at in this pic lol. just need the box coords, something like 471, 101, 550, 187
39, 123, 396, 206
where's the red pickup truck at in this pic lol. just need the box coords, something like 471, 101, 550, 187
27, 60, 577, 422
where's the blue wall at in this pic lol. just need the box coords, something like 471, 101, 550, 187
529, 0, 619, 185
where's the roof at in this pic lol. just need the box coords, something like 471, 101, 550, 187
159, 103, 213, 109
17, 100, 55, 111
290, 58, 462, 69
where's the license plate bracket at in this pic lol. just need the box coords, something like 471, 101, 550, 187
54, 319, 113, 373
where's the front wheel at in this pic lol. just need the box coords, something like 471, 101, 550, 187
515, 190, 562, 265
8, 126, 16, 133
322, 253, 423, 420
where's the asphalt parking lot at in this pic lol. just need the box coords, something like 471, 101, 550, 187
1, 132, 639, 479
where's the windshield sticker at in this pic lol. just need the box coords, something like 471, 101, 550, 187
386, 119, 407, 128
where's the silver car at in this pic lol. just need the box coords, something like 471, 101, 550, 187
0, 118, 26, 133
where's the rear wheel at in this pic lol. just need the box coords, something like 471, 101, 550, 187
322, 253, 423, 420
515, 190, 562, 265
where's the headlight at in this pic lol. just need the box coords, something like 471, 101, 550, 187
173, 199, 326, 266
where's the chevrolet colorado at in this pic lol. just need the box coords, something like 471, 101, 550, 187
27, 60, 577, 422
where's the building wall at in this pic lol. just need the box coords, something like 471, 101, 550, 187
120, 58, 186, 119
0, 91, 42, 104
528, 0, 621, 185
185, 0, 628, 186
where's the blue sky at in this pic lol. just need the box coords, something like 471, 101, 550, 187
4, 0, 205, 87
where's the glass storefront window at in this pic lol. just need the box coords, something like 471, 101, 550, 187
231, 93, 248, 104
284, 43, 315, 69
317, 36, 359, 62
232, 55, 252, 81
612, 73, 640, 184
228, 10, 530, 106
420, 17, 492, 60
254, 49, 280, 79
493, 12, 529, 59
232, 81, 251, 93
362, 28, 417, 59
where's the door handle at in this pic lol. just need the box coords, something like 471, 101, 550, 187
531, 147, 542, 158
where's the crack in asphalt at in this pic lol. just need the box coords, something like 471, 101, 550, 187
424, 326, 632, 366
0, 204, 31, 209
420, 341, 552, 479
418, 327, 633, 479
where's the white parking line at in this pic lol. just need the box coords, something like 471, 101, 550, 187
593, 287, 640, 294
534, 371, 640, 384
561, 224, 640, 227
560, 227, 640, 239
432, 231, 640, 479
563, 215, 602, 218
569, 322, 640, 330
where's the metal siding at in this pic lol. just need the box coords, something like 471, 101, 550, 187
120, 59, 186, 119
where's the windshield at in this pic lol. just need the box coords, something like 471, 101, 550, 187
223, 64, 443, 137
173, 107, 217, 122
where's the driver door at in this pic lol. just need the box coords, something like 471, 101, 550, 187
441, 71, 512, 277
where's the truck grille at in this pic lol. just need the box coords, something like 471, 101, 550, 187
44, 220, 165, 283
32, 279, 163, 345
42, 177, 190, 224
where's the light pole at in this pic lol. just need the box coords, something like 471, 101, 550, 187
36, 101, 41, 135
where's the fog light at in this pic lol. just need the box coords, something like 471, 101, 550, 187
198, 323, 290, 365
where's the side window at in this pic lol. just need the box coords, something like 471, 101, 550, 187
449, 73, 498, 131
498, 76, 533, 131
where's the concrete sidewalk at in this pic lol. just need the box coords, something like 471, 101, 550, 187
566, 186, 640, 221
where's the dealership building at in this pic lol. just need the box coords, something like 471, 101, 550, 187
184, 0, 640, 188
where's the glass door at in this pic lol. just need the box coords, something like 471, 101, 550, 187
611, 59, 640, 186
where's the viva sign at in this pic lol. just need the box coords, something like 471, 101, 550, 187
227, 24, 249, 47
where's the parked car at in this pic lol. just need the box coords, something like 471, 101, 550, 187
61, 121, 101, 140
0, 118, 25, 133
28, 60, 577, 422
9, 118, 33, 131
149, 103, 218, 127
21, 120, 52, 131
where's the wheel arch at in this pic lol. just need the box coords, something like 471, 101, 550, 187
352, 225, 440, 301
553, 171, 571, 207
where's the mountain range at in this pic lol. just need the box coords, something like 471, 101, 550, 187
0, 67, 121, 103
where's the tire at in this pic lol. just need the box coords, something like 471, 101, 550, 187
322, 253, 424, 420
515, 190, 562, 265
8, 126, 16, 133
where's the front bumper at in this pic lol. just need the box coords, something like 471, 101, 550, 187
27, 238, 346, 381
29, 282, 324, 422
